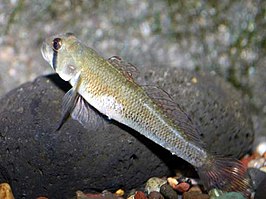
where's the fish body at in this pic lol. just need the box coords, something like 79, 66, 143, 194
41, 33, 250, 195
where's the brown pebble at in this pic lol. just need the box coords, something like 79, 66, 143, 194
241, 153, 261, 168
167, 177, 191, 193
183, 191, 209, 199
36, 197, 48, 199
174, 182, 190, 192
263, 152, 266, 159
253, 152, 261, 159
160, 183, 178, 199
241, 155, 254, 168
188, 185, 203, 193
148, 191, 164, 199
134, 191, 147, 199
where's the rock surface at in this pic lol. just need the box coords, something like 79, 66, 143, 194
0, 67, 254, 198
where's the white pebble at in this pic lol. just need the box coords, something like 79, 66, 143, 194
145, 177, 167, 194
253, 136, 266, 155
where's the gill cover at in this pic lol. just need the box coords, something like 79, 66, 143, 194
41, 33, 78, 82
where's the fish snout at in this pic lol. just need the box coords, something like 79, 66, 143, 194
41, 41, 54, 70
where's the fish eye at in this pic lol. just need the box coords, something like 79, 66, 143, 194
52, 38, 62, 51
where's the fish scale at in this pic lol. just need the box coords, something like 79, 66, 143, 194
78, 57, 208, 166
41, 33, 251, 197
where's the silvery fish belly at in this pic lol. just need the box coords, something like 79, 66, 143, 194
41, 33, 250, 196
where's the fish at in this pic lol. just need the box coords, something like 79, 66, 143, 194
41, 33, 250, 196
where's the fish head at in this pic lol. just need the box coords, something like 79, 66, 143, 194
41, 33, 80, 82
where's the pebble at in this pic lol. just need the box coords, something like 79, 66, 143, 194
134, 191, 147, 199
248, 157, 265, 169
243, 136, 266, 165
167, 177, 192, 193
183, 191, 209, 199
208, 189, 223, 199
148, 191, 164, 199
76, 191, 91, 199
242, 141, 266, 198
127, 195, 134, 199
0, 183, 14, 199
254, 175, 266, 199
188, 185, 203, 193
145, 177, 167, 194
160, 183, 178, 199
208, 189, 245, 199
241, 153, 260, 168
76, 190, 123, 199
213, 192, 245, 199
127, 191, 148, 199
127, 189, 137, 199
263, 152, 266, 159
252, 136, 266, 156
167, 177, 178, 190
248, 168, 266, 190
259, 166, 266, 173
115, 189, 125, 197
241, 145, 266, 172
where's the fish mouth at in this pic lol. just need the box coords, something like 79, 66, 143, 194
41, 41, 54, 70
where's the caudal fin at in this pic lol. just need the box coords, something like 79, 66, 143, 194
197, 156, 251, 197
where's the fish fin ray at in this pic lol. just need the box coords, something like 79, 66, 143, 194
56, 88, 79, 130
56, 72, 81, 130
71, 95, 105, 129
71, 95, 90, 126
107, 56, 139, 81
197, 156, 251, 197
142, 85, 203, 146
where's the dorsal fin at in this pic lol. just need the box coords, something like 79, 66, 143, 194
142, 85, 204, 146
107, 56, 139, 81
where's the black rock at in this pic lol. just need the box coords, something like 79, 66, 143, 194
0, 68, 254, 198
160, 183, 179, 199
248, 168, 266, 190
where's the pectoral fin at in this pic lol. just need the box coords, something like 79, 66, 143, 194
56, 71, 88, 130
58, 90, 101, 130
56, 88, 79, 130
70, 95, 91, 126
